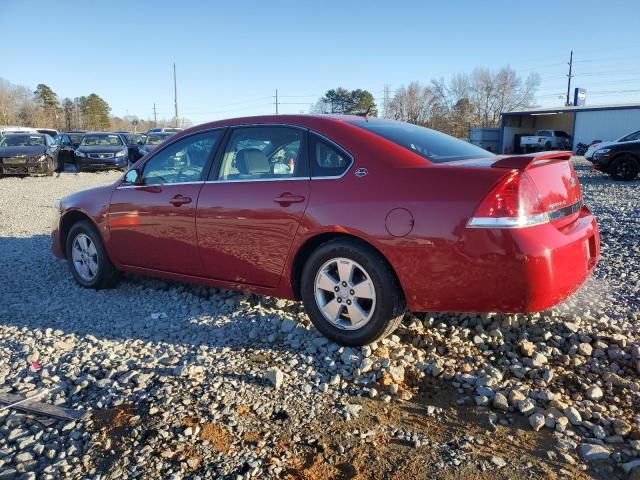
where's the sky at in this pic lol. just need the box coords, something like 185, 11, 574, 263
2, 0, 640, 125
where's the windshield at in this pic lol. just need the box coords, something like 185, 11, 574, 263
80, 134, 123, 146
146, 134, 171, 145
348, 119, 494, 163
0, 134, 45, 147
619, 130, 640, 142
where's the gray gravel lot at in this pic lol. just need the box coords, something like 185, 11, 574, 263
0, 162, 638, 479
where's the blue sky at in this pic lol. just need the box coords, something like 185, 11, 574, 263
2, 0, 639, 124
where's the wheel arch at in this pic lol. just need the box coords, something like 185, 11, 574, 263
59, 209, 101, 258
289, 232, 405, 303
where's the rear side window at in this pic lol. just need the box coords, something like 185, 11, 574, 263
347, 119, 494, 163
309, 133, 352, 177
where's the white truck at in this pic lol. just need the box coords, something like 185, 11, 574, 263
520, 130, 572, 152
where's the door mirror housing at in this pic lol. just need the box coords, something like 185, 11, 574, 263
124, 169, 141, 185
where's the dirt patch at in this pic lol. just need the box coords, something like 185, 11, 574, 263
200, 423, 232, 452
236, 404, 250, 416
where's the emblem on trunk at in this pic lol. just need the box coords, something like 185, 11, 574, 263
355, 168, 368, 177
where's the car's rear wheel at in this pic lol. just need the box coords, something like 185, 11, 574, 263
610, 155, 639, 181
301, 239, 405, 346
66, 221, 120, 289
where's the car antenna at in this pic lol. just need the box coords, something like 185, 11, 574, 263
356, 106, 373, 122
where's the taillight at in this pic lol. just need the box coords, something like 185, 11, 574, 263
468, 170, 547, 228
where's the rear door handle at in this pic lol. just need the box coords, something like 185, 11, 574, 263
170, 194, 192, 206
273, 193, 306, 206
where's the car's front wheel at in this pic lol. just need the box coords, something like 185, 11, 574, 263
301, 239, 405, 346
66, 221, 120, 289
610, 155, 639, 181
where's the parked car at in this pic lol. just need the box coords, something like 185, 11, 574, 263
133, 132, 174, 161
74, 132, 129, 172
51, 115, 599, 346
65, 131, 86, 149
0, 133, 60, 175
55, 133, 76, 168
585, 128, 640, 160
520, 130, 572, 152
0, 126, 38, 137
37, 128, 59, 137
117, 132, 147, 161
588, 140, 640, 181
146, 127, 183, 134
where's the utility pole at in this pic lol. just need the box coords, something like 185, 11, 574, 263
274, 89, 279, 115
566, 50, 574, 107
173, 63, 179, 127
153, 103, 157, 127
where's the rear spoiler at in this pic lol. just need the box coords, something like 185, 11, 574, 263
492, 151, 572, 170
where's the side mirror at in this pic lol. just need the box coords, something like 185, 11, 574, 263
124, 169, 141, 184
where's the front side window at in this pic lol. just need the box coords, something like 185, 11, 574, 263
141, 130, 222, 185
216, 126, 306, 181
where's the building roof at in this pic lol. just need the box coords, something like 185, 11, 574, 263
502, 103, 640, 116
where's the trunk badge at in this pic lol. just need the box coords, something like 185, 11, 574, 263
355, 168, 368, 177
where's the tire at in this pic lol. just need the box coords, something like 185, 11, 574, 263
45, 157, 55, 176
544, 141, 552, 150
66, 220, 120, 289
610, 155, 640, 181
300, 238, 405, 346
56, 156, 64, 173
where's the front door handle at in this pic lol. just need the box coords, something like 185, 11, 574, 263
170, 194, 192, 206
273, 193, 306, 206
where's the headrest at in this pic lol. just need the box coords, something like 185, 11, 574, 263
235, 148, 270, 175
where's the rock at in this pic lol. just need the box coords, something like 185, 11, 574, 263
529, 413, 545, 431
613, 419, 632, 437
518, 399, 536, 415
490, 456, 506, 468
344, 404, 363, 418
388, 365, 405, 383
578, 444, 610, 462
14, 452, 34, 463
280, 318, 296, 333
593, 425, 607, 439
578, 343, 593, 357
519, 340, 535, 357
563, 407, 582, 426
531, 352, 548, 367
622, 460, 640, 474
586, 386, 603, 401
493, 393, 509, 411
266, 368, 284, 389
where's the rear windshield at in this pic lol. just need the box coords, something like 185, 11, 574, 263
0, 134, 45, 146
347, 119, 494, 163
81, 134, 123, 146
146, 133, 172, 145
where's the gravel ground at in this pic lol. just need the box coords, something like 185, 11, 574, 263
0, 161, 638, 479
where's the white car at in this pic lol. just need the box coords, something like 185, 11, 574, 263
520, 130, 572, 152
585, 129, 640, 159
0, 125, 38, 137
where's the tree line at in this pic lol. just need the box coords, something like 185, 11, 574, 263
0, 78, 167, 133
312, 66, 540, 139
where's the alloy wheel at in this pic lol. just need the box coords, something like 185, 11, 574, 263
71, 233, 99, 282
314, 257, 376, 330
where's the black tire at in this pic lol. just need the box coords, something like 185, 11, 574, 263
300, 238, 405, 346
56, 156, 64, 173
544, 141, 552, 150
610, 155, 639, 181
66, 220, 120, 289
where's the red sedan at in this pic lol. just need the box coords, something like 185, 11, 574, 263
51, 115, 599, 346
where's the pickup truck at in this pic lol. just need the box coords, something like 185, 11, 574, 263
520, 130, 572, 152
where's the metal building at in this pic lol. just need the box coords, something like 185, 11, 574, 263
499, 103, 640, 154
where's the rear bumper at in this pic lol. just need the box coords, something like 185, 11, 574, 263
401, 206, 599, 312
